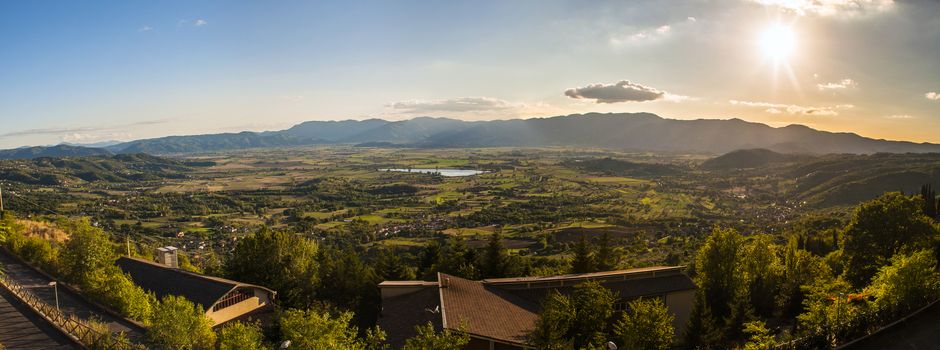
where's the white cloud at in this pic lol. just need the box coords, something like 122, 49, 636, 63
884, 114, 915, 119
749, 0, 894, 17
565, 80, 670, 103
194, 19, 207, 26
926, 92, 940, 100
138, 26, 153, 32
729, 100, 853, 116
817, 78, 858, 91
387, 97, 564, 118
609, 17, 696, 46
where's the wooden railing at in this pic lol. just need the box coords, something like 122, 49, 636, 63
0, 273, 145, 350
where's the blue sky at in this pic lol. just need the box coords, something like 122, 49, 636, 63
1, 0, 939, 148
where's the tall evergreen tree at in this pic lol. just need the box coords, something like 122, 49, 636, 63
571, 234, 596, 274
595, 231, 620, 271
483, 229, 508, 278
922, 184, 937, 218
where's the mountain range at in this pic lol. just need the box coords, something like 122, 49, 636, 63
4, 113, 940, 159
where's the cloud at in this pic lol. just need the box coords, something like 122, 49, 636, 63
194, 19, 207, 26
565, 80, 669, 103
138, 26, 153, 32
388, 97, 518, 113
884, 114, 915, 119
0, 120, 168, 139
387, 97, 566, 118
927, 92, 940, 100
749, 0, 894, 17
609, 16, 696, 46
729, 100, 853, 116
817, 78, 858, 91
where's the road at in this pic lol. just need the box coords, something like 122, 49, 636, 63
0, 249, 147, 343
0, 287, 78, 349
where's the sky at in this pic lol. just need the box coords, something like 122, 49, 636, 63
1, 0, 939, 148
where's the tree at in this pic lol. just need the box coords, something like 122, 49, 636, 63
842, 192, 939, 287
482, 229, 508, 278
686, 227, 748, 347
217, 321, 268, 350
779, 238, 827, 317
570, 233, 595, 274
865, 249, 940, 312
148, 295, 216, 350
418, 241, 442, 280
613, 298, 675, 350
741, 234, 781, 317
225, 228, 319, 309
402, 322, 469, 350
921, 184, 937, 218
741, 321, 775, 350
529, 281, 617, 349
279, 309, 366, 350
375, 248, 415, 281
595, 231, 620, 271
530, 291, 575, 350
58, 218, 117, 285
317, 248, 381, 329
85, 266, 155, 323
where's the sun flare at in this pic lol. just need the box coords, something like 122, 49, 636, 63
759, 23, 796, 62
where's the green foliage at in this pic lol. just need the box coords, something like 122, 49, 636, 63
570, 234, 595, 274
842, 192, 939, 287
797, 278, 860, 336
217, 321, 269, 350
687, 227, 749, 347
374, 248, 415, 281
595, 231, 621, 271
58, 218, 117, 285
85, 266, 155, 323
482, 229, 508, 278
530, 281, 617, 349
741, 321, 775, 350
148, 295, 216, 350
741, 235, 782, 317
279, 309, 365, 350
316, 248, 381, 329
3, 227, 59, 273
865, 249, 940, 312
225, 228, 319, 309
778, 239, 828, 317
401, 322, 470, 350
613, 298, 675, 350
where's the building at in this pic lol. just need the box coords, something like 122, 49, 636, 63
378, 266, 696, 349
115, 248, 276, 327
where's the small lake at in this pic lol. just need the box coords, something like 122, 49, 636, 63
379, 168, 488, 177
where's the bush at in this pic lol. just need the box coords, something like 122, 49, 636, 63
865, 250, 940, 312
613, 298, 675, 350
148, 295, 216, 350
279, 309, 364, 350
218, 321, 268, 350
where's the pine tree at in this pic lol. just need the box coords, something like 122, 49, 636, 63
922, 184, 937, 218
483, 228, 507, 278
571, 234, 596, 274
595, 231, 620, 271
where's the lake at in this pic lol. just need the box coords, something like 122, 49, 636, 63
379, 168, 488, 177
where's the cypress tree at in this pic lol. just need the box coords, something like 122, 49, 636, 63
922, 184, 937, 218
571, 234, 596, 274
483, 228, 508, 278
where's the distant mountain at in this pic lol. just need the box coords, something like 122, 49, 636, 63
0, 145, 113, 160
7, 113, 940, 156
61, 140, 125, 148
701, 149, 803, 170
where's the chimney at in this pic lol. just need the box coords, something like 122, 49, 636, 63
155, 246, 179, 268
441, 277, 450, 288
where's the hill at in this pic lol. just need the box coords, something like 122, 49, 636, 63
6, 113, 939, 156
0, 145, 113, 160
701, 149, 802, 170
0, 153, 205, 186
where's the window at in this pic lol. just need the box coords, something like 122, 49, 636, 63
213, 289, 254, 312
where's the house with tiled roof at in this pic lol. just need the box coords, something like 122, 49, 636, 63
378, 266, 696, 349
116, 247, 277, 327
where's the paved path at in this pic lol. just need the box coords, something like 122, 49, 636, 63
0, 287, 77, 349
0, 249, 147, 343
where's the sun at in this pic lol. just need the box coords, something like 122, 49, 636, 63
758, 23, 796, 62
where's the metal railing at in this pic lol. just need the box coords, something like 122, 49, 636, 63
0, 273, 145, 350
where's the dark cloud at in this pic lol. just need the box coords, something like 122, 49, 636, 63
564, 80, 665, 103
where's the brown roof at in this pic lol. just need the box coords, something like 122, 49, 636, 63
115, 256, 275, 311
439, 273, 539, 346
379, 266, 696, 347
377, 284, 442, 348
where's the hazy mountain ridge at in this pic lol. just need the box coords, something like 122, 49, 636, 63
4, 113, 940, 158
